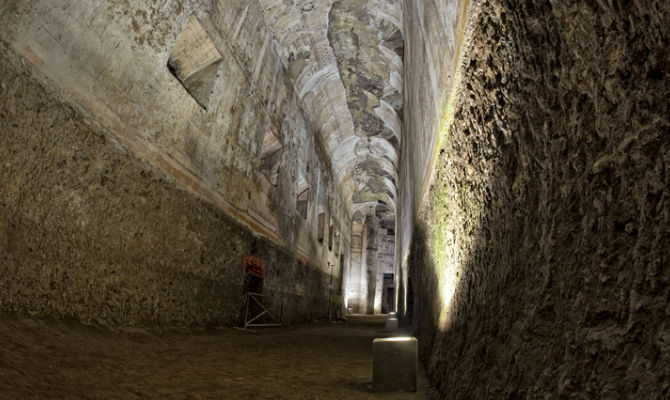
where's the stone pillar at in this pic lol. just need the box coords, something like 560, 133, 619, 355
346, 220, 365, 313
364, 215, 379, 314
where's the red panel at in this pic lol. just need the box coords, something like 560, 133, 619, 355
243, 255, 265, 279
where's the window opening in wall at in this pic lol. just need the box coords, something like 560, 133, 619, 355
317, 212, 325, 243
388, 135, 399, 151
338, 253, 345, 295
335, 230, 340, 254
296, 175, 309, 219
167, 15, 222, 110
259, 130, 282, 186
328, 221, 334, 251
297, 188, 309, 219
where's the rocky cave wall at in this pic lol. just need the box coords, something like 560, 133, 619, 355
0, 0, 350, 327
397, 0, 468, 319
402, 0, 669, 398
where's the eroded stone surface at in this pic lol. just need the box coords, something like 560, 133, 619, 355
401, 0, 670, 398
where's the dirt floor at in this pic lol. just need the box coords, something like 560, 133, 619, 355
0, 313, 433, 399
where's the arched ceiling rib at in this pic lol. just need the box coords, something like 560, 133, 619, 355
258, 0, 403, 224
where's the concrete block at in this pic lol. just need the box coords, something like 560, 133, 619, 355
385, 317, 399, 331
373, 337, 418, 392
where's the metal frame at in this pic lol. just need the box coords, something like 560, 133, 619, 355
243, 292, 283, 328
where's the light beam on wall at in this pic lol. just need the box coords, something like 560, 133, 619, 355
428, 34, 477, 331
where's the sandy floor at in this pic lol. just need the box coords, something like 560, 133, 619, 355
0, 313, 430, 399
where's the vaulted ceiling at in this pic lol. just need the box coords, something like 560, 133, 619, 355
258, 0, 403, 224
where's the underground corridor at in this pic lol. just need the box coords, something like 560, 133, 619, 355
0, 0, 668, 399
1, 314, 432, 399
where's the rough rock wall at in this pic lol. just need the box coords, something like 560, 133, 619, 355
404, 0, 670, 397
396, 0, 468, 316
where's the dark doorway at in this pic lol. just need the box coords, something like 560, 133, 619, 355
386, 286, 395, 313
381, 273, 395, 314
238, 255, 265, 327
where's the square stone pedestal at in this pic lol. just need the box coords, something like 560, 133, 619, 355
385, 317, 399, 331
372, 337, 418, 392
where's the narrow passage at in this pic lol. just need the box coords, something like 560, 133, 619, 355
0, 314, 430, 399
